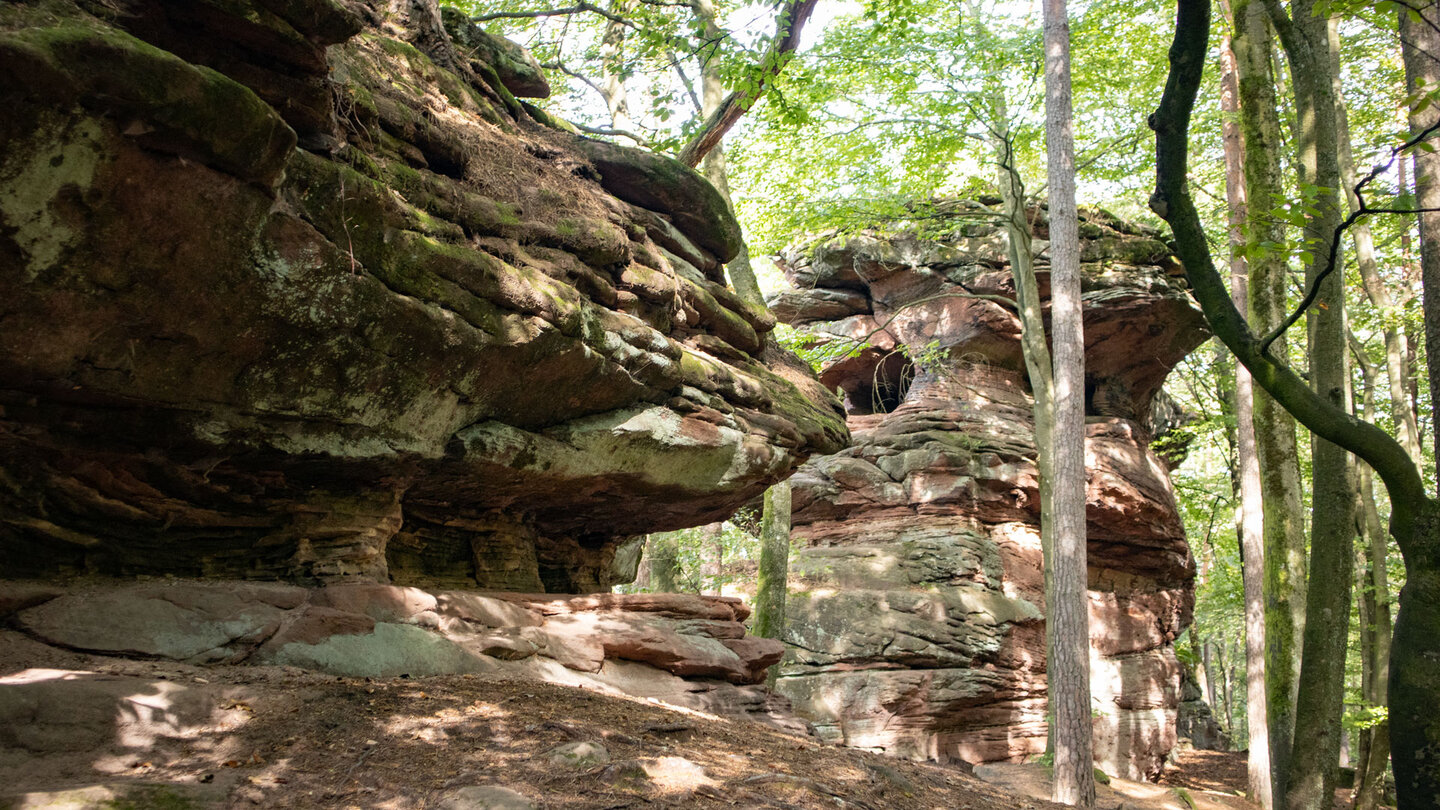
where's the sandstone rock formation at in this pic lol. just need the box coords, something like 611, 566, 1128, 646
0, 0, 846, 590
771, 202, 1208, 780
1, 579, 794, 720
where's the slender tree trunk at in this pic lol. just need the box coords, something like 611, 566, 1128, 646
634, 536, 653, 590
1335, 77, 1423, 469
1232, 3, 1305, 803
1266, 5, 1357, 806
993, 101, 1060, 764
1350, 354, 1393, 810
1041, 0, 1093, 803
1353, 533, 1372, 784
1201, 639, 1217, 712
1217, 10, 1274, 801
692, 0, 761, 306
598, 0, 634, 133
753, 480, 791, 674
1404, 4, 1440, 482
649, 531, 680, 592
700, 522, 725, 596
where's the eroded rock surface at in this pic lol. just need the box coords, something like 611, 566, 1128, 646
1, 579, 791, 722
0, 0, 846, 589
772, 203, 1208, 780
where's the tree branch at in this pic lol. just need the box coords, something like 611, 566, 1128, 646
473, 2, 630, 25
1257, 115, 1440, 353
542, 60, 608, 98
676, 0, 819, 166
570, 121, 657, 147
1258, 0, 1299, 60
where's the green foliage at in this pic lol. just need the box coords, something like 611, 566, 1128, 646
772, 322, 869, 374
626, 522, 758, 594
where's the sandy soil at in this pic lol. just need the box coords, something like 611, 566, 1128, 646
1, 631, 1065, 810
0, 630, 1273, 810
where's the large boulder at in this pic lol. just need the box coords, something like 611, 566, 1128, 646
771, 203, 1208, 781
0, 0, 846, 590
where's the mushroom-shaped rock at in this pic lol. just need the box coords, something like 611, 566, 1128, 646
771, 203, 1207, 781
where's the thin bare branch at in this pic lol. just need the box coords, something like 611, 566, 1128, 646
1258, 115, 1440, 353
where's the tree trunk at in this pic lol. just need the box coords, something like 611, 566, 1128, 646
1217, 8, 1274, 801
1334, 64, 1423, 470
1351, 358, 1393, 810
1270, 5, 1356, 807
1356, 507, 1392, 810
752, 480, 791, 660
1150, 2, 1440, 801
676, 0, 819, 167
634, 536, 652, 590
649, 531, 680, 593
1398, 6, 1440, 803
1232, 4, 1305, 802
692, 0, 762, 307
700, 522, 725, 596
1403, 2, 1440, 482
1201, 639, 1217, 713
1041, 0, 1094, 803
993, 99, 1061, 764
598, 0, 634, 133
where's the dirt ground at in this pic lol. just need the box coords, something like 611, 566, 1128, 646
0, 632, 1269, 810
1, 632, 1068, 810
1159, 749, 1251, 796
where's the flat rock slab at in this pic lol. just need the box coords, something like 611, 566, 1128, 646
1, 782, 228, 809
17, 587, 288, 663
437, 785, 536, 810
3, 580, 796, 727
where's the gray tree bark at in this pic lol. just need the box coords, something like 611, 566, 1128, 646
1349, 350, 1393, 810
1262, 4, 1357, 806
1402, 0, 1440, 491
1232, 4, 1306, 802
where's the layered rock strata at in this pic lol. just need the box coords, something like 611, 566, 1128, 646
0, 0, 846, 589
771, 203, 1208, 780
0, 578, 795, 724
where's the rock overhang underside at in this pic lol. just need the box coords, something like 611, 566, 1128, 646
0, 0, 847, 592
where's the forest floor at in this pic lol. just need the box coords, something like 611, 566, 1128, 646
3, 630, 1259, 810
1159, 749, 1250, 796
1159, 750, 1375, 810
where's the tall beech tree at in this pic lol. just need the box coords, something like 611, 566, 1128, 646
1150, 0, 1440, 802
1258, 2, 1357, 806
1230, 3, 1306, 799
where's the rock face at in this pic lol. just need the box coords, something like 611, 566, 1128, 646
771, 203, 1208, 781
0, 0, 846, 590
1, 579, 792, 720
1175, 663, 1229, 751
